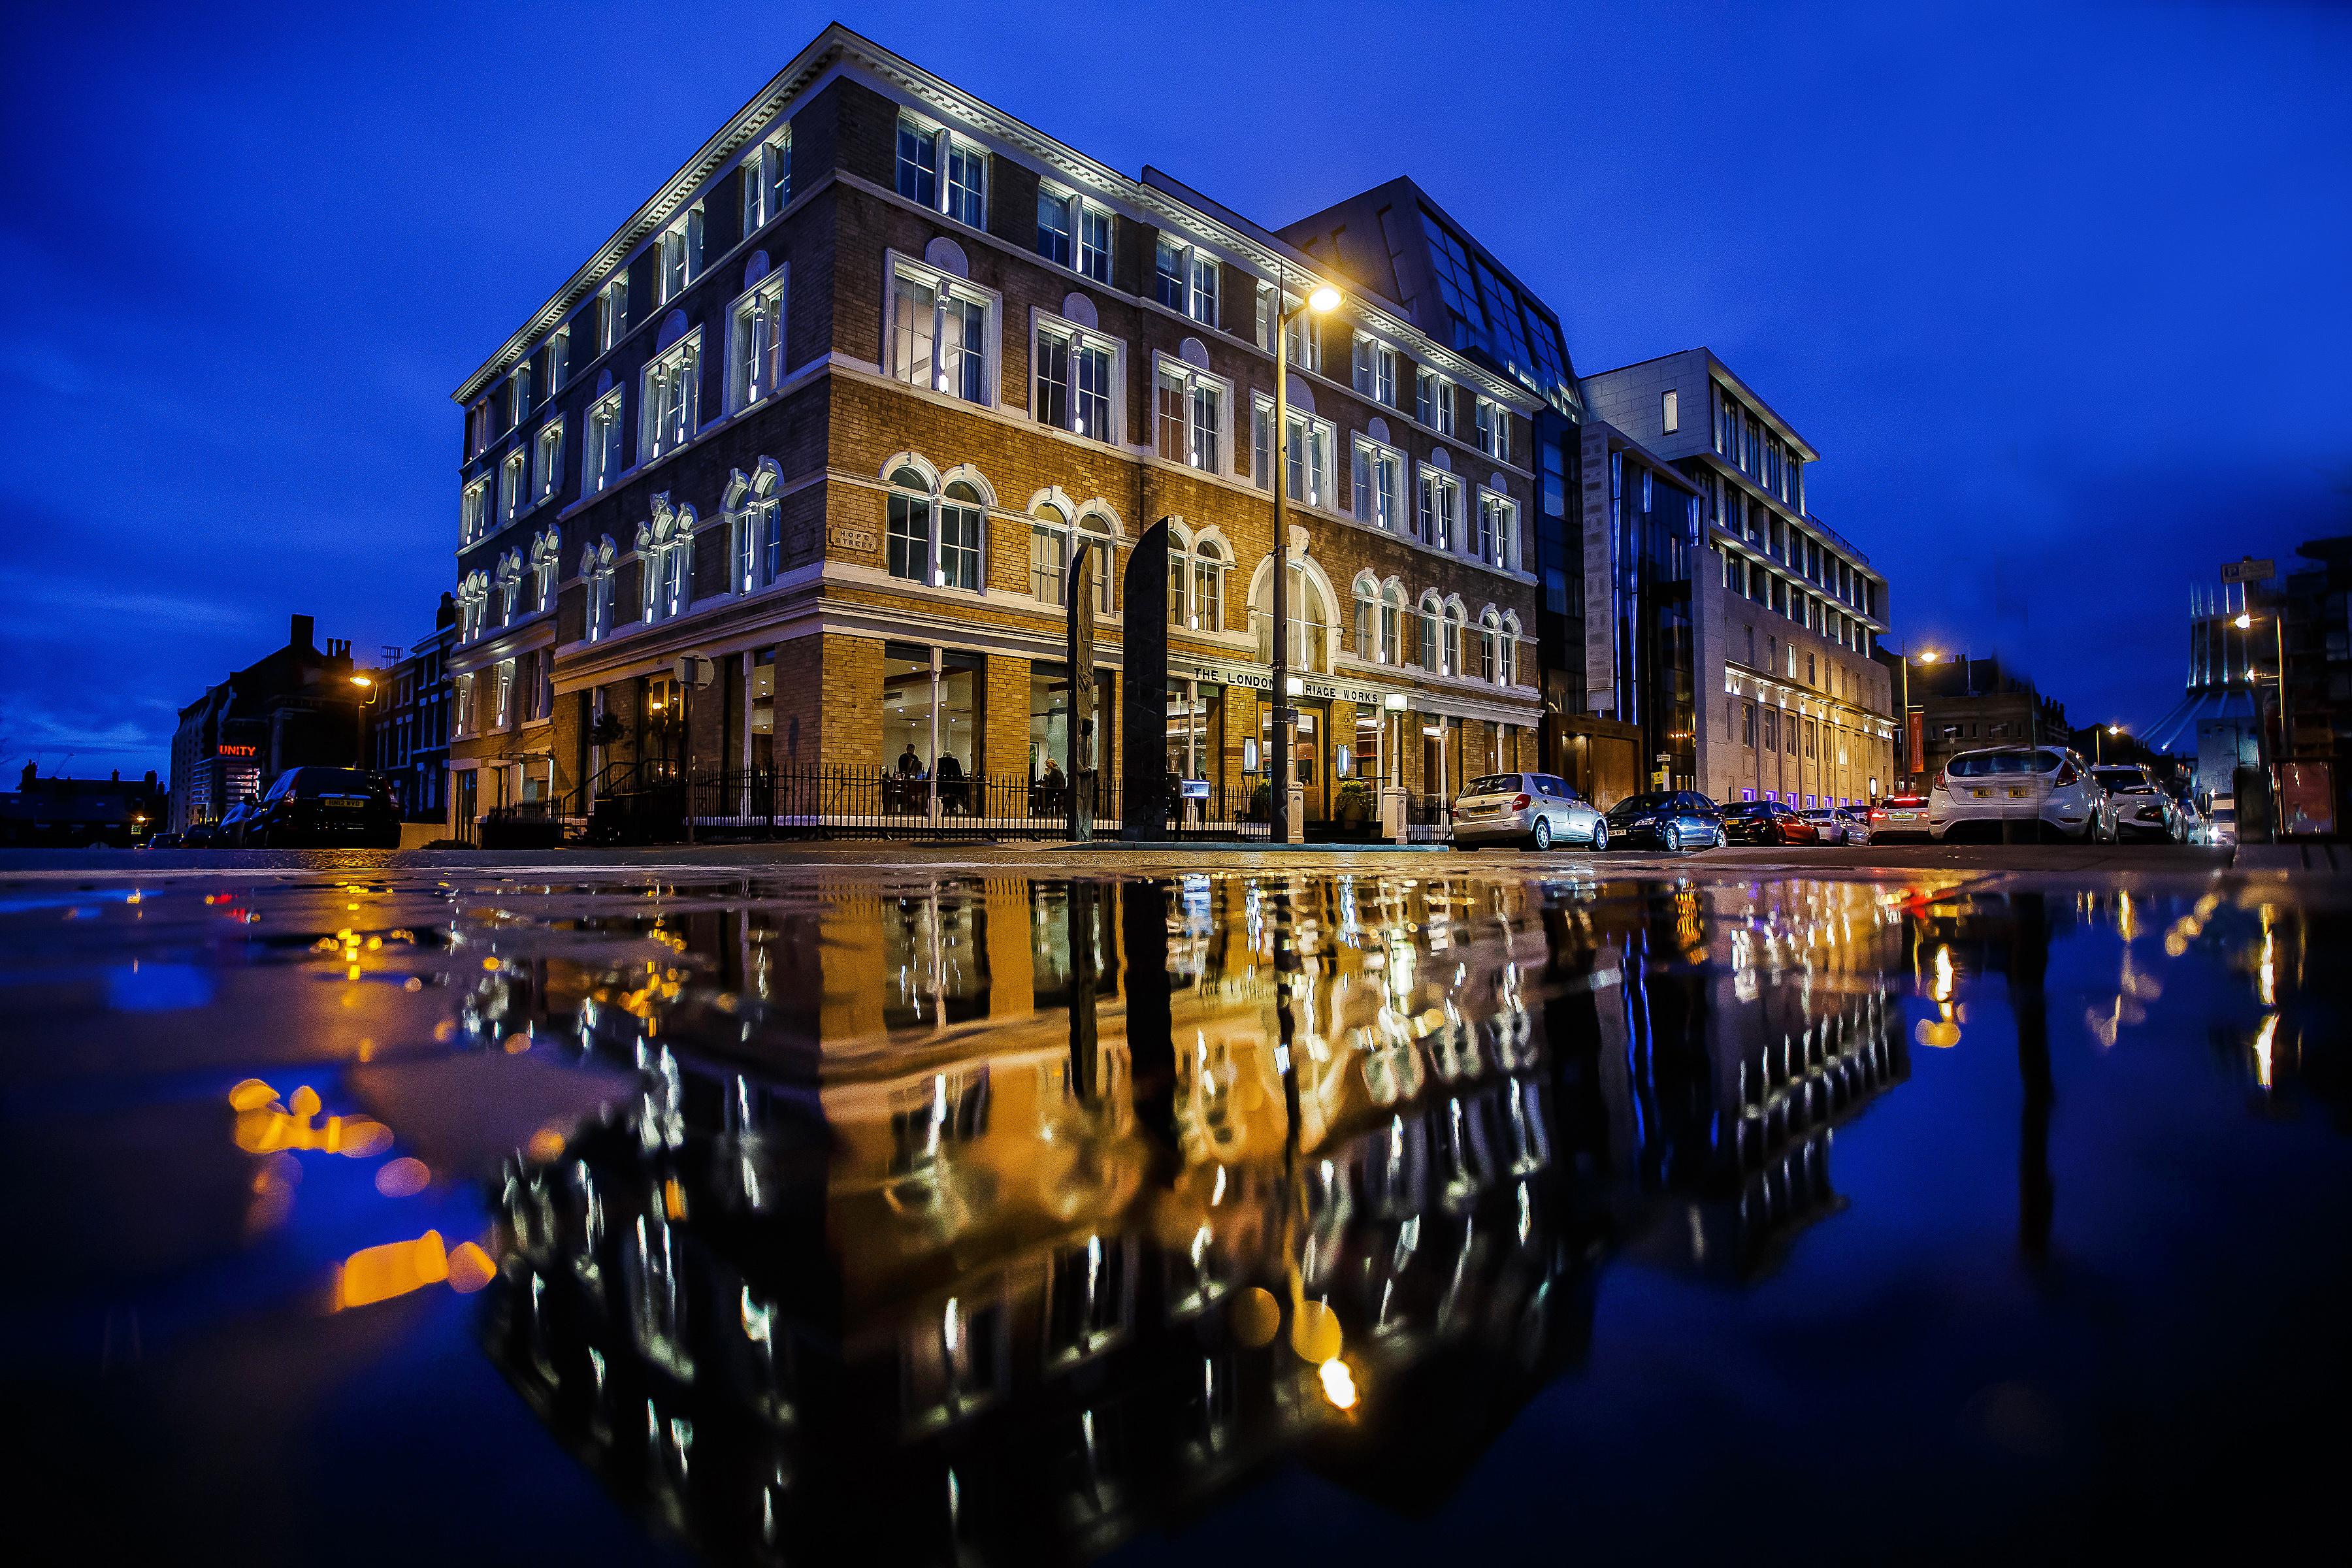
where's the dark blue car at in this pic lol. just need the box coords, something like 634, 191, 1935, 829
1602, 790, 1723, 851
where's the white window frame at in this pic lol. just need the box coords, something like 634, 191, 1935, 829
1416, 467, 1462, 551
500, 449, 529, 525
1351, 438, 1403, 532
1250, 397, 1334, 509
1352, 334, 1397, 407
1154, 237, 1220, 327
896, 114, 987, 229
1031, 312, 1122, 442
742, 131, 790, 235
657, 205, 704, 304
886, 252, 998, 407
1661, 387, 1680, 434
1416, 367, 1453, 435
727, 269, 788, 414
596, 276, 627, 353
587, 389, 625, 494
1475, 396, 1511, 462
883, 466, 988, 594
1151, 353, 1231, 473
1476, 489, 1518, 571
533, 419, 564, 506
460, 480, 487, 544
639, 331, 702, 462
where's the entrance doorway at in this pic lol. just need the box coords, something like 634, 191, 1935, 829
453, 768, 478, 846
1261, 700, 1328, 821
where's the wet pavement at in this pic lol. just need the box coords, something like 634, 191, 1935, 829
5, 855, 2347, 1565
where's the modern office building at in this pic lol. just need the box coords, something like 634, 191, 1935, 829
442, 24, 1544, 838
169, 613, 365, 830
1576, 351, 1897, 806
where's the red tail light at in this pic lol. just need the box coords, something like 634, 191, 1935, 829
2055, 760, 2078, 785
1511, 793, 1531, 811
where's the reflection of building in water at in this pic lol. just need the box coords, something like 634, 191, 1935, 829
1599, 880, 1910, 1282
463, 871, 1911, 1563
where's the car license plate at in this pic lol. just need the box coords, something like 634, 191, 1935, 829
1970, 789, 1989, 799
2008, 787, 2029, 798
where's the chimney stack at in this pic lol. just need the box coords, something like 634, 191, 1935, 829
291, 613, 315, 652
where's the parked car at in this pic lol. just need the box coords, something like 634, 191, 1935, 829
1601, 791, 1723, 851
214, 800, 260, 847
1720, 799, 1821, 846
180, 821, 219, 848
2207, 796, 2238, 847
2170, 789, 2208, 845
2091, 764, 2178, 842
144, 830, 183, 849
1866, 794, 1932, 841
1450, 772, 1609, 851
1929, 746, 2113, 842
244, 768, 404, 849
1802, 807, 1872, 845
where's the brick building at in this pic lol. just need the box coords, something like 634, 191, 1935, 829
442, 24, 1544, 837
169, 613, 365, 831
368, 593, 456, 823
1879, 651, 2069, 787
1578, 350, 1898, 808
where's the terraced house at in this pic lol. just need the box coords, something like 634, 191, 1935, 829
442, 23, 1547, 838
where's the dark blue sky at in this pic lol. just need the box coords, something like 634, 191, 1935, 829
3, 1, 2346, 777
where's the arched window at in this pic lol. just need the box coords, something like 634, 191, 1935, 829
1191, 538, 1224, 633
1443, 601, 1468, 679
1352, 572, 1381, 661
885, 465, 986, 591
529, 528, 561, 613
1380, 581, 1403, 664
1477, 609, 1502, 684
636, 498, 694, 625
494, 551, 523, 627
1166, 525, 1192, 629
1030, 501, 1070, 606
580, 537, 617, 643
1417, 591, 1444, 675
1500, 612, 1523, 686
724, 465, 781, 595
1254, 560, 1333, 671
1077, 510, 1115, 614
885, 465, 933, 585
456, 571, 491, 643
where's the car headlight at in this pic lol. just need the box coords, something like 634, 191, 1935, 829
1631, 817, 1656, 828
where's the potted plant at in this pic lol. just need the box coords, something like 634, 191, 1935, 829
1334, 779, 1374, 829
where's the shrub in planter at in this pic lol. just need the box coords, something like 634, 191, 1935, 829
1333, 779, 1374, 825
1247, 783, 1271, 821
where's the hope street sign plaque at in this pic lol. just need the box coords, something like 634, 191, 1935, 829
2221, 557, 2276, 584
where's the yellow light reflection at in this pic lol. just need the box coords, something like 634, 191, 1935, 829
2253, 1014, 2278, 1089
335, 1230, 449, 1310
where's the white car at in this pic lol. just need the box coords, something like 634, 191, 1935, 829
2090, 764, 2178, 842
2207, 797, 2237, 847
1866, 794, 1932, 841
1450, 772, 1609, 851
1929, 746, 2115, 842
1802, 807, 1871, 845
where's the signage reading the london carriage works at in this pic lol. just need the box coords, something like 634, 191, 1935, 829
1176, 659, 1390, 710
216, 744, 258, 758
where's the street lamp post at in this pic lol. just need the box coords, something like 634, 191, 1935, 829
350, 675, 381, 772
1901, 647, 1940, 793
1269, 276, 1342, 845
2234, 610, 2289, 761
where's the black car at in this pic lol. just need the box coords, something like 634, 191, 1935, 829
1720, 798, 1821, 845
214, 800, 260, 847
1602, 790, 1723, 851
244, 768, 402, 849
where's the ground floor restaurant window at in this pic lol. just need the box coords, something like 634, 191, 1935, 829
1349, 710, 1384, 782
1028, 662, 1114, 782
883, 642, 978, 808
1164, 681, 1222, 781
749, 649, 775, 770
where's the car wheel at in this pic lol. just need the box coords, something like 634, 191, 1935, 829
1665, 823, 1682, 853
1531, 817, 1552, 851
1590, 819, 1609, 851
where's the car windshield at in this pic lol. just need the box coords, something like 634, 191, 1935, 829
1465, 775, 1522, 796
1948, 749, 2061, 777
1608, 792, 1677, 815
2092, 769, 2151, 791
289, 768, 380, 796
1724, 802, 1773, 817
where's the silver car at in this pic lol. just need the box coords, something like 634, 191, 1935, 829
1450, 772, 1609, 851
2090, 764, 2178, 842
1802, 807, 1871, 845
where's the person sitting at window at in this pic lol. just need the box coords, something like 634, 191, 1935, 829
897, 743, 923, 778
935, 750, 968, 813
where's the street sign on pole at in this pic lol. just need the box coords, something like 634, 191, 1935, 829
2221, 557, 2276, 585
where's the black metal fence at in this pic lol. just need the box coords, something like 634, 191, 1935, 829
567, 767, 1276, 843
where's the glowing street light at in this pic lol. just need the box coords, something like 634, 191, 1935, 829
1268, 274, 1343, 844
